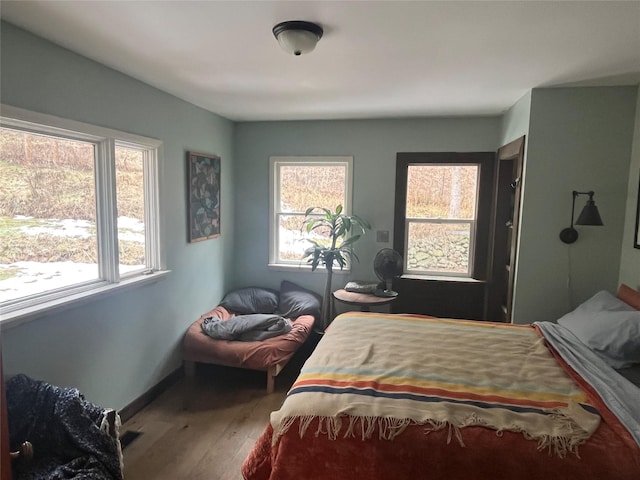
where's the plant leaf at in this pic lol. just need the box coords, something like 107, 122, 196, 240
342, 234, 361, 246
299, 204, 371, 269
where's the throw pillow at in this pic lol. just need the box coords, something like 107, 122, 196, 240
219, 287, 279, 314
277, 280, 322, 320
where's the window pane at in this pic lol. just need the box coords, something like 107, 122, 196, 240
277, 214, 308, 262
271, 157, 352, 267
278, 213, 333, 263
407, 165, 478, 219
406, 222, 471, 274
0, 127, 98, 302
115, 146, 145, 275
280, 165, 346, 212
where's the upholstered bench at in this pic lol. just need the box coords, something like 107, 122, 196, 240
183, 281, 320, 393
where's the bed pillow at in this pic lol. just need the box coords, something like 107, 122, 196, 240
557, 290, 640, 368
277, 280, 322, 320
617, 284, 640, 310
219, 287, 279, 314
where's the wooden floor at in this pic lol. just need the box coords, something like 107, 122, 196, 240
121, 345, 314, 480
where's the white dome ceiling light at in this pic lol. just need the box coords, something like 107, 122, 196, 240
272, 20, 323, 56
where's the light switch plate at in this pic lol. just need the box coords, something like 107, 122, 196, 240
376, 230, 389, 243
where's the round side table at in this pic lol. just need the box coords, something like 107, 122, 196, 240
332, 288, 397, 313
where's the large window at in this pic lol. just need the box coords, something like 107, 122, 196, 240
0, 105, 163, 322
269, 156, 352, 267
394, 152, 495, 278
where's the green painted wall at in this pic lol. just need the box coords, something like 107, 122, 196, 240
513, 87, 637, 323
234, 89, 638, 325
619, 86, 640, 288
233, 118, 501, 293
500, 91, 531, 146
0, 22, 235, 409
1, 22, 638, 413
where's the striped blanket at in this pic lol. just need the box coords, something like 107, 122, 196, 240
271, 313, 601, 457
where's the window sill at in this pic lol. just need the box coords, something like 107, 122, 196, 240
400, 274, 486, 284
0, 270, 170, 331
268, 263, 351, 275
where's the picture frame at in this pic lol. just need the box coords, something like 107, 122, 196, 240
634, 170, 640, 249
187, 151, 220, 242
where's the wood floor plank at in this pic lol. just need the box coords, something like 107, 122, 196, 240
121, 351, 312, 480
185, 391, 286, 479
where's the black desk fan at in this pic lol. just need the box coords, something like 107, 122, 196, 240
373, 248, 403, 297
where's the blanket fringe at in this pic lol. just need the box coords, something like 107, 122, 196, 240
274, 413, 589, 458
100, 409, 124, 475
422, 419, 465, 447
378, 417, 412, 440
534, 434, 581, 458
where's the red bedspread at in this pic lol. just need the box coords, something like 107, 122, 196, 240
241, 315, 640, 480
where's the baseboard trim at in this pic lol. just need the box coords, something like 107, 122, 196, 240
118, 367, 183, 423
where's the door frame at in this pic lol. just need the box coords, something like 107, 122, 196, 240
485, 136, 525, 322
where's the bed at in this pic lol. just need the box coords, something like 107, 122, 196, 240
241, 285, 640, 479
183, 281, 319, 393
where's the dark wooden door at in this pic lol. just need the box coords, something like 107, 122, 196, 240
486, 136, 525, 322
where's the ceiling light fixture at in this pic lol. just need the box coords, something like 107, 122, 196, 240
272, 20, 323, 56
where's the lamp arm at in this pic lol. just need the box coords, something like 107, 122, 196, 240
570, 191, 595, 227
561, 190, 602, 244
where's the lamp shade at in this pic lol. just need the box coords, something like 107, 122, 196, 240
576, 200, 604, 226
273, 21, 323, 56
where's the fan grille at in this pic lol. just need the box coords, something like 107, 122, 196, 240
374, 248, 403, 282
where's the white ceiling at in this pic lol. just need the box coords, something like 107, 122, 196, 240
1, 1, 639, 121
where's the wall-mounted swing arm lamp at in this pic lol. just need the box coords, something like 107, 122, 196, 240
273, 20, 323, 56
559, 190, 604, 244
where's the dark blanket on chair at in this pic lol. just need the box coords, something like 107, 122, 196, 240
6, 374, 123, 480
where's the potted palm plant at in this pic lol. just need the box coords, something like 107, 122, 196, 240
302, 205, 371, 330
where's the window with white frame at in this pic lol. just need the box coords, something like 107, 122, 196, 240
0, 106, 163, 319
269, 156, 353, 267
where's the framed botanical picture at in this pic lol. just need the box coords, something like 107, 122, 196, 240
187, 151, 220, 242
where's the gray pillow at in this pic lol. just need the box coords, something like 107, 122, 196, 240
219, 287, 279, 314
557, 290, 640, 368
277, 280, 322, 320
